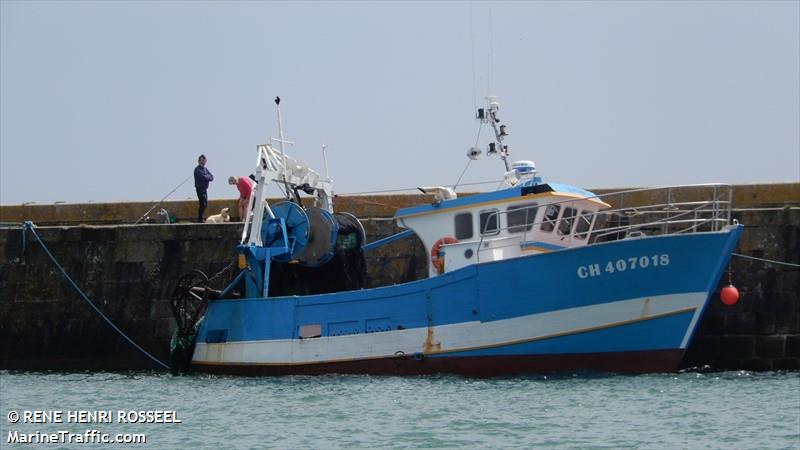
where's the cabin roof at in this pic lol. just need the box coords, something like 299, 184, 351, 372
395, 182, 609, 219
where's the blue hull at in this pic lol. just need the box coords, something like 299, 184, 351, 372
192, 226, 742, 375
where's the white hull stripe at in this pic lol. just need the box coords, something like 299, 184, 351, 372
680, 304, 707, 349
194, 292, 705, 366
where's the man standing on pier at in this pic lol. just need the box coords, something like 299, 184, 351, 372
194, 154, 213, 222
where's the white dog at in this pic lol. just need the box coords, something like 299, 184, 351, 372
206, 207, 230, 224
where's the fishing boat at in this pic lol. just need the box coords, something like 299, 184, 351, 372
170, 96, 742, 376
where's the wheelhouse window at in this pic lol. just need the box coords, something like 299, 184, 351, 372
540, 204, 560, 232
479, 210, 500, 236
454, 212, 473, 239
575, 211, 595, 240
558, 207, 578, 236
507, 203, 538, 233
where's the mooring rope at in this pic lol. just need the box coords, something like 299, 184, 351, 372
732, 253, 800, 268
21, 222, 171, 370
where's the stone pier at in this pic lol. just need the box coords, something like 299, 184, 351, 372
0, 183, 797, 371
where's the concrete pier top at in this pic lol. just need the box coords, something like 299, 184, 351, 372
1, 182, 797, 226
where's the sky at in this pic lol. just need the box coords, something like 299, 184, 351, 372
1, 1, 798, 205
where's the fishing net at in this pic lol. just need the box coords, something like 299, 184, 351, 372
267, 212, 367, 296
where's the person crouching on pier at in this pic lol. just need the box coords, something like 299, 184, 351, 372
229, 176, 254, 221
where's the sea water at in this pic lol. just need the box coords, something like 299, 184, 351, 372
1, 370, 798, 449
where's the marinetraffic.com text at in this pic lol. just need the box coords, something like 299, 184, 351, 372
6, 410, 183, 446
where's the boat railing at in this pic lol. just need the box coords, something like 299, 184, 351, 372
591, 183, 733, 238
470, 183, 733, 263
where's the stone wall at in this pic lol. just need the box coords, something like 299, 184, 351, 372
682, 206, 799, 370
1, 224, 237, 369
0, 221, 427, 370
0, 184, 797, 371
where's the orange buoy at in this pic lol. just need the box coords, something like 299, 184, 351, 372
430, 237, 458, 274
720, 284, 740, 306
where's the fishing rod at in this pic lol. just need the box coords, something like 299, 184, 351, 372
133, 174, 194, 225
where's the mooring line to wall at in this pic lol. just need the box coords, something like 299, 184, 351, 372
21, 221, 171, 370
732, 252, 800, 268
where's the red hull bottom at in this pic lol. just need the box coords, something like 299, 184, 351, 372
192, 349, 685, 377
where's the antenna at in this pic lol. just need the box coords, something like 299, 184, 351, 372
469, 2, 478, 112
488, 8, 494, 95
321, 144, 330, 179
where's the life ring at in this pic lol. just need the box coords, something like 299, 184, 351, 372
430, 237, 458, 274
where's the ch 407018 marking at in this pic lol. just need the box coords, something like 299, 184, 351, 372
577, 254, 671, 279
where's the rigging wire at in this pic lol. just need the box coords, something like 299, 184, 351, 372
453, 122, 485, 190
336, 177, 503, 196
453, 160, 472, 192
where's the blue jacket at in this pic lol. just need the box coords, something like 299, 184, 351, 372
194, 165, 213, 191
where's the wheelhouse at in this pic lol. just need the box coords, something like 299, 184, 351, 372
396, 182, 611, 276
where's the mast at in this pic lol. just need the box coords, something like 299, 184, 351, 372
272, 96, 294, 200
477, 95, 511, 172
